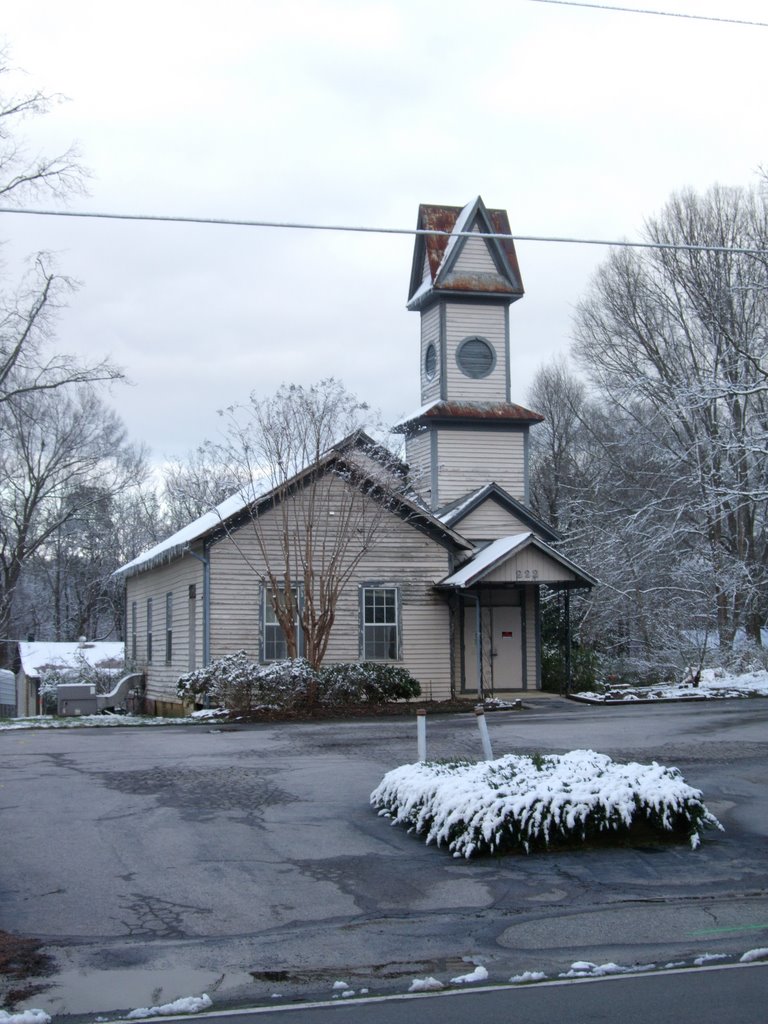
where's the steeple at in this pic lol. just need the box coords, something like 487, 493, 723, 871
397, 197, 541, 511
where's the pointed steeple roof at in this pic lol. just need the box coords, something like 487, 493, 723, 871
407, 196, 524, 309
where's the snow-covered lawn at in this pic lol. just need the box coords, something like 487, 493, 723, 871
0, 713, 210, 731
575, 667, 768, 703
371, 749, 722, 857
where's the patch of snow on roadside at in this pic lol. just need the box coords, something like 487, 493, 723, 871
408, 977, 444, 992
0, 1011, 52, 1024
126, 994, 212, 1018
694, 953, 728, 965
332, 981, 349, 990
740, 947, 768, 963
509, 970, 547, 983
450, 964, 489, 984
560, 961, 654, 978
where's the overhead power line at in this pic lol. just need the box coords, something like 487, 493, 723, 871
1, 205, 767, 256
527, 0, 768, 27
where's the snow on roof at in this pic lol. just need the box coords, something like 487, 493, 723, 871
440, 533, 533, 587
115, 487, 258, 576
435, 486, 489, 526
392, 399, 441, 430
18, 641, 125, 677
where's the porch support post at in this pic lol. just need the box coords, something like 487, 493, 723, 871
472, 593, 483, 700
564, 588, 572, 694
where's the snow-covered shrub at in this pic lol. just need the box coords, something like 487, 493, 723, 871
319, 662, 421, 704
177, 653, 319, 714
371, 749, 723, 857
177, 651, 260, 715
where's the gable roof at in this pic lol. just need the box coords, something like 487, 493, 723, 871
116, 432, 472, 579
435, 483, 560, 543
407, 196, 525, 310
437, 533, 597, 590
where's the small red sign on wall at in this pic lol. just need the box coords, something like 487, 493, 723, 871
501, 631, 513, 638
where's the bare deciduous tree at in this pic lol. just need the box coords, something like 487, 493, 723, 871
210, 379, 404, 672
0, 53, 122, 405
571, 183, 768, 655
0, 387, 144, 665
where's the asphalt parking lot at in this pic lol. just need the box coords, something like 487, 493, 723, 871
2, 698, 767, 1019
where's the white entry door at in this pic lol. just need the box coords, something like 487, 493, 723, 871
490, 605, 523, 690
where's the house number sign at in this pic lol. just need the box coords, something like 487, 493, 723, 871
516, 568, 539, 580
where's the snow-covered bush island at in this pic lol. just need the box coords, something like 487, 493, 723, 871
371, 749, 723, 857
177, 653, 420, 714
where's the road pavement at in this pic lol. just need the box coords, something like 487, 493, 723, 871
1, 698, 766, 1019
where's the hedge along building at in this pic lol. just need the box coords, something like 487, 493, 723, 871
116, 197, 595, 714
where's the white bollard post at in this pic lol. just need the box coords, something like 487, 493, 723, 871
417, 708, 427, 762
475, 706, 494, 761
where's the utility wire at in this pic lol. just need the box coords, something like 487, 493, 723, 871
1, 205, 767, 256
527, 0, 768, 27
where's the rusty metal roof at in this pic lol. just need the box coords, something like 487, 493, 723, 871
408, 198, 525, 306
395, 400, 544, 431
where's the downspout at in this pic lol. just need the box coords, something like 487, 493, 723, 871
184, 544, 211, 667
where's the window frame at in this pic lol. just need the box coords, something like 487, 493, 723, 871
260, 585, 303, 662
165, 591, 173, 664
146, 597, 153, 663
130, 601, 137, 662
360, 583, 402, 662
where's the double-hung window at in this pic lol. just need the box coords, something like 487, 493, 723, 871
165, 592, 173, 664
130, 601, 137, 662
262, 586, 303, 661
361, 585, 400, 660
146, 598, 153, 663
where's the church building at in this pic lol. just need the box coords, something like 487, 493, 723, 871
117, 197, 595, 714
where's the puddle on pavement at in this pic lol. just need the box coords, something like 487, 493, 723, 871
16, 964, 249, 1017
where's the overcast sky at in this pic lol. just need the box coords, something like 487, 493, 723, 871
2, 0, 766, 463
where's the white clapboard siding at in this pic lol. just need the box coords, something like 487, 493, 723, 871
420, 303, 441, 403
208, 474, 455, 698
436, 429, 526, 504
405, 430, 432, 506
444, 231, 498, 277
484, 547, 577, 585
125, 553, 204, 705
444, 303, 507, 402
452, 498, 529, 541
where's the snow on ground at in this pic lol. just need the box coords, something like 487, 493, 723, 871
450, 965, 489, 984
408, 977, 444, 992
0, 1012, 51, 1024
126, 994, 212, 1018
575, 668, 768, 703
741, 948, 768, 963
0, 714, 207, 730
371, 749, 722, 857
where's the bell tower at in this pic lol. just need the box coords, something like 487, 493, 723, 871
397, 197, 542, 511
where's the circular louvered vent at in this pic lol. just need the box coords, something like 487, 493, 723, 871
424, 342, 437, 380
456, 336, 495, 378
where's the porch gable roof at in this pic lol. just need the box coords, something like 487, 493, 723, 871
437, 533, 597, 590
